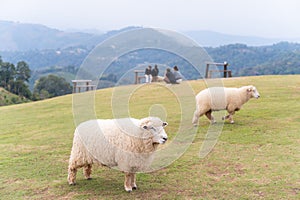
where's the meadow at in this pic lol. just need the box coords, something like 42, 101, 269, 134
0, 75, 299, 199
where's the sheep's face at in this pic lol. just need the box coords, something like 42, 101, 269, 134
141, 117, 168, 144
150, 123, 168, 144
247, 86, 260, 99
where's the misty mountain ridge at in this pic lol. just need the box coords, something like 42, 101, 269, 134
1, 20, 298, 51
0, 21, 93, 51
183, 30, 293, 47
0, 21, 140, 51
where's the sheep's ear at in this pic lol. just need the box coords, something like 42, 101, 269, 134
163, 122, 168, 127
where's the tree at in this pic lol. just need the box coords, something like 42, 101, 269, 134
16, 61, 31, 82
10, 79, 32, 99
33, 74, 72, 100
0, 59, 32, 99
0, 62, 16, 89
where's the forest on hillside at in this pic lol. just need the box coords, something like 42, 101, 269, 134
0, 58, 72, 105
206, 42, 300, 76
1, 41, 300, 91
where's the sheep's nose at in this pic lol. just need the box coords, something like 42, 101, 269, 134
163, 137, 168, 141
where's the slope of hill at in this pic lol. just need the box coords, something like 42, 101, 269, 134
0, 87, 30, 106
0, 75, 299, 199
0, 21, 94, 51
0, 21, 140, 51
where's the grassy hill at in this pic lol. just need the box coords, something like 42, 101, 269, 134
0, 87, 30, 106
0, 75, 299, 199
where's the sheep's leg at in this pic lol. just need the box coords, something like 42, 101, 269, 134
205, 111, 216, 124
124, 172, 133, 192
222, 114, 230, 120
192, 108, 207, 126
131, 173, 137, 190
192, 110, 200, 126
83, 164, 92, 180
228, 114, 234, 124
68, 166, 77, 185
222, 112, 235, 124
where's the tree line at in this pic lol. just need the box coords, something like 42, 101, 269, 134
0, 57, 72, 103
205, 42, 300, 76
0, 58, 31, 99
2, 42, 300, 85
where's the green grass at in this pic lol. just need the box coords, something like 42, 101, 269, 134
0, 87, 30, 106
0, 75, 300, 199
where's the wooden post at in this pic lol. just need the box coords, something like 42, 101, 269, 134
134, 70, 145, 84
228, 71, 232, 77
205, 63, 209, 78
135, 71, 139, 84
73, 82, 77, 93
223, 62, 228, 78
86, 81, 90, 91
208, 71, 211, 78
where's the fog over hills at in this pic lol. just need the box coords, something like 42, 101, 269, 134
0, 21, 94, 51
0, 20, 294, 51
183, 30, 286, 47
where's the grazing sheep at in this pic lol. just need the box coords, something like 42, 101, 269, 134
67, 117, 168, 192
192, 85, 260, 125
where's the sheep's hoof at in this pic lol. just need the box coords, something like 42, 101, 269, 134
87, 177, 92, 180
69, 182, 76, 186
125, 189, 132, 193
230, 121, 234, 124
132, 186, 137, 190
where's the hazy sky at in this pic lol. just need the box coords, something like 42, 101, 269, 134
1, 0, 300, 38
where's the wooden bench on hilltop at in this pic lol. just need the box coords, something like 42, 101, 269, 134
205, 62, 232, 78
72, 80, 96, 93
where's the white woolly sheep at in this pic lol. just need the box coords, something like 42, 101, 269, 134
192, 85, 260, 125
67, 116, 168, 192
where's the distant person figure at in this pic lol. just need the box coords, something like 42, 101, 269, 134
151, 65, 159, 82
145, 65, 152, 83
164, 68, 177, 84
173, 66, 183, 83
